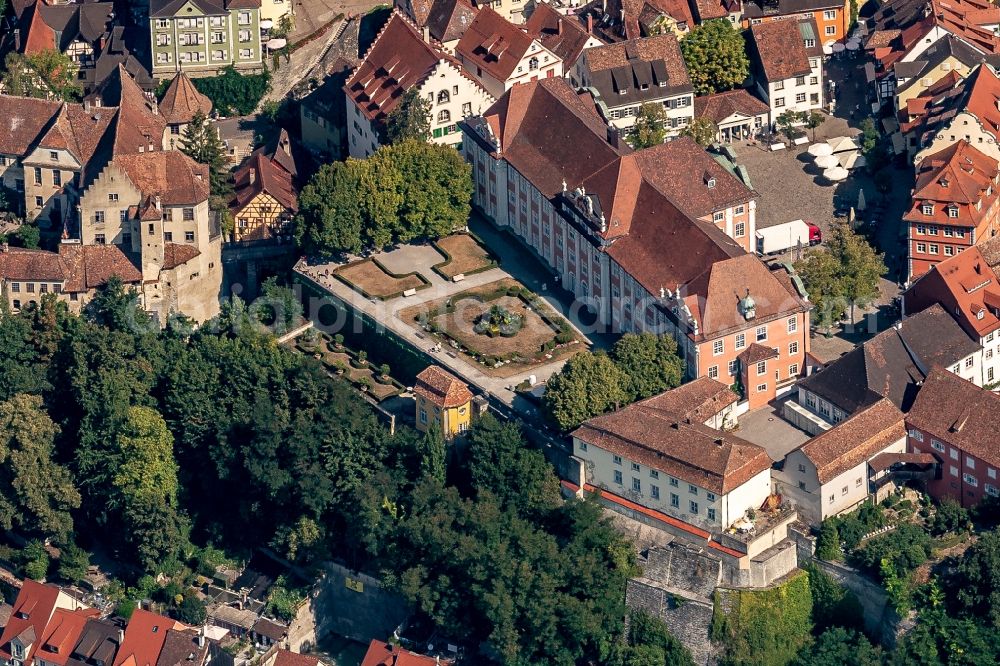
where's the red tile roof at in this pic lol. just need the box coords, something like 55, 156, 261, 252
112, 609, 182, 666
414, 365, 473, 408
58, 244, 142, 291
272, 650, 320, 666
623, 376, 737, 423
903, 64, 1000, 149
906, 140, 1000, 230
360, 641, 452, 666
113, 151, 210, 204
904, 245, 1000, 338
158, 72, 213, 125
694, 89, 770, 125
35, 608, 101, 666
869, 0, 1000, 65
750, 20, 812, 81
572, 391, 772, 494
344, 12, 442, 124
524, 2, 593, 68
0, 246, 68, 282
231, 152, 298, 215
797, 398, 906, 484
0, 95, 62, 156
0, 581, 62, 662
906, 367, 1000, 468
456, 7, 535, 82
161, 243, 201, 271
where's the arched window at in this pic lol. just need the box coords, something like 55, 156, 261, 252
528, 56, 539, 70
438, 109, 451, 123
437, 90, 450, 104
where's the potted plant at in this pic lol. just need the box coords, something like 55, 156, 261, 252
357, 350, 368, 367
334, 333, 345, 350
379, 364, 391, 382
333, 361, 347, 375
358, 377, 373, 392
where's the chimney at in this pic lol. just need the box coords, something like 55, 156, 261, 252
422, 25, 430, 42
1, 242, 8, 253
587, 13, 594, 33
154, 196, 161, 211
197, 627, 206, 648
249, 167, 256, 184
84, 99, 91, 112
280, 136, 290, 157
558, 18, 563, 35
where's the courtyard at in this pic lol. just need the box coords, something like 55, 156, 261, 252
734, 396, 811, 462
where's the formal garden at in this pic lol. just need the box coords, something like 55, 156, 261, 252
401, 278, 582, 378
334, 258, 430, 300
432, 233, 497, 279
294, 329, 405, 401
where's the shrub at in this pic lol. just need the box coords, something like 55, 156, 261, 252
334, 333, 344, 348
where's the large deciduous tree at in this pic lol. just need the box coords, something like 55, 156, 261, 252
681, 116, 719, 147
612, 332, 684, 402
0, 394, 80, 543
543, 351, 628, 430
294, 141, 471, 256
180, 110, 230, 199
680, 20, 750, 95
2, 50, 82, 101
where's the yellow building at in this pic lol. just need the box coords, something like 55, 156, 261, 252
414, 366, 474, 437
230, 131, 299, 241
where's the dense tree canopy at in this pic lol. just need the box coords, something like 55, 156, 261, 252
680, 20, 750, 95
2, 50, 82, 101
629, 103, 668, 149
190, 66, 271, 115
543, 333, 684, 429
295, 140, 472, 255
384, 88, 432, 144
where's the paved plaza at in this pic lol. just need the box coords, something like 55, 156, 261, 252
734, 397, 811, 462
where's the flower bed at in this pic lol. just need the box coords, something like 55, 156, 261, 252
334, 258, 430, 300
432, 233, 498, 279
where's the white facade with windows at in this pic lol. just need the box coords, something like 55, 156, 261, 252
572, 436, 773, 532
758, 56, 825, 126
347, 59, 494, 158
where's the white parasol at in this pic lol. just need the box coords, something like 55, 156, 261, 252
260, 19, 274, 29
838, 150, 861, 169
832, 42, 847, 53
808, 142, 834, 157
815, 154, 839, 169
823, 166, 850, 181
846, 40, 861, 51
827, 136, 858, 153
266, 38, 287, 50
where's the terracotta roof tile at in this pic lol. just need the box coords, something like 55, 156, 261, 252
572, 395, 772, 494
633, 377, 737, 423
906, 367, 1000, 467
112, 609, 182, 666
904, 245, 1000, 339
456, 7, 535, 82
694, 89, 770, 125
231, 152, 298, 214
798, 398, 906, 484
414, 365, 473, 408
113, 151, 210, 204
524, 2, 593, 68
0, 246, 67, 281
361, 641, 450, 666
158, 72, 213, 125
345, 12, 442, 123
162, 243, 201, 270
58, 243, 142, 291
424, 0, 478, 43
35, 609, 101, 666
0, 581, 62, 663
272, 651, 320, 666
582, 33, 692, 103
738, 342, 779, 365
750, 20, 812, 81
0, 95, 62, 155
155, 629, 207, 666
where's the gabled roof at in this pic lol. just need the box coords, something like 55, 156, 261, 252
112, 151, 210, 205
0, 95, 62, 156
524, 2, 594, 68
694, 89, 770, 125
112, 609, 182, 666
906, 367, 1000, 466
904, 64, 1000, 150
577, 0, 695, 42
582, 33, 693, 104
231, 151, 298, 215
158, 72, 213, 125
898, 303, 983, 369
894, 35, 1000, 97
414, 365, 473, 408
58, 243, 143, 292
572, 389, 773, 494
150, 0, 254, 18
344, 12, 442, 123
798, 326, 925, 414
904, 245, 1000, 338
634, 376, 738, 423
0, 246, 68, 282
905, 140, 1000, 229
749, 19, 813, 81
742, 0, 844, 19
456, 7, 536, 82
0, 581, 62, 662
35, 608, 101, 666
67, 619, 120, 666
424, 0, 478, 43
154, 629, 207, 666
867, 0, 1000, 61
272, 650, 321, 666
361, 641, 451, 666
796, 398, 906, 484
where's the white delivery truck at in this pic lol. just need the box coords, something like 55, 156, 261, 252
755, 219, 822, 256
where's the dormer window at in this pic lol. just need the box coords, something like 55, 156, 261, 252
978, 309, 986, 320
707, 177, 716, 189
618, 88, 628, 95
922, 203, 934, 215
948, 206, 959, 218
